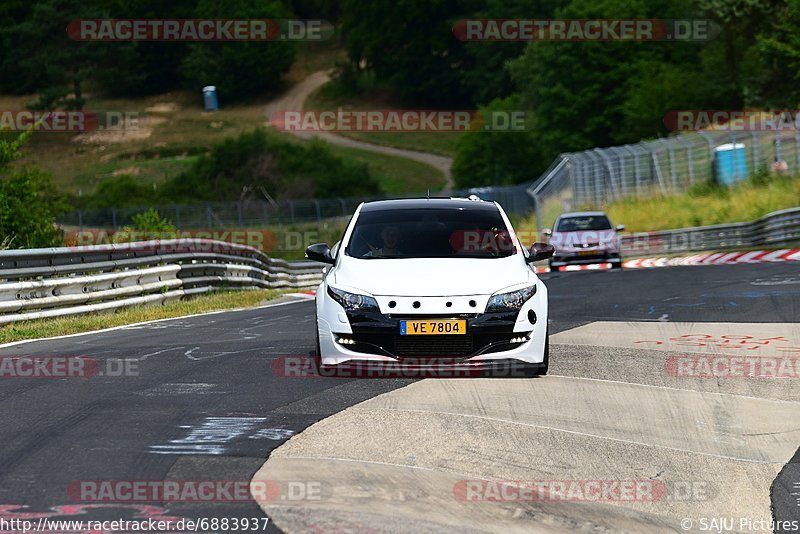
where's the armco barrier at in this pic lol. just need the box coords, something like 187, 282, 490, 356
620, 207, 800, 256
0, 239, 324, 325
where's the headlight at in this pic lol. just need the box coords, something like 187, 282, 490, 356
327, 286, 379, 312
485, 285, 537, 313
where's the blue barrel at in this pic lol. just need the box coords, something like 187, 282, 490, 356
713, 143, 748, 186
202, 86, 218, 112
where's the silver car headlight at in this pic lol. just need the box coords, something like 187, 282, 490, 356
327, 286, 379, 312
485, 285, 537, 313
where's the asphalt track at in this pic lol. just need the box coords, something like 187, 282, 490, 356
0, 262, 798, 533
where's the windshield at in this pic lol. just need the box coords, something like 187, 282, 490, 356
346, 207, 516, 259
556, 215, 612, 232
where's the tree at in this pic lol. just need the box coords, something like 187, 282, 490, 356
452, 96, 543, 188
0, 0, 124, 109
179, 0, 296, 100
340, 0, 471, 106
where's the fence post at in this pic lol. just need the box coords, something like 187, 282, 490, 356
751, 132, 759, 174
796, 131, 800, 171
237, 202, 243, 227
593, 154, 602, 207
78, 210, 83, 232
111, 209, 117, 232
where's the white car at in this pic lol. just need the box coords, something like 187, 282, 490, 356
304, 197, 554, 377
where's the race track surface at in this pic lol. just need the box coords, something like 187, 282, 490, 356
0, 263, 798, 533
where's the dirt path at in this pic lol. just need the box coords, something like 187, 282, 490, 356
265, 71, 454, 193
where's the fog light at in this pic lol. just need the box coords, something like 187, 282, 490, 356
336, 337, 356, 345
509, 336, 529, 344
528, 310, 537, 324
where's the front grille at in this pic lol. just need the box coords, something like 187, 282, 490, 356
394, 335, 474, 357
348, 330, 530, 359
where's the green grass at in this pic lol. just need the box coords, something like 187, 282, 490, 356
325, 144, 445, 194
604, 174, 800, 232
305, 85, 462, 157
0, 289, 288, 344
265, 219, 349, 260
512, 174, 800, 234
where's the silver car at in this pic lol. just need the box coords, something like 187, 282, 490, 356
544, 211, 624, 270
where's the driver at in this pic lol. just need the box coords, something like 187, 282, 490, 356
365, 225, 403, 257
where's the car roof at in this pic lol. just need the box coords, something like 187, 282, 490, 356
360, 197, 500, 213
556, 211, 609, 218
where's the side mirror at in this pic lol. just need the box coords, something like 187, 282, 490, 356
527, 242, 555, 263
616, 224, 625, 232
542, 228, 552, 237
305, 243, 334, 264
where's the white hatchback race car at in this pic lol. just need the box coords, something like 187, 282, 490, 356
304, 197, 554, 377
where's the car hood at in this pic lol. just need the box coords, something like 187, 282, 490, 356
330, 255, 533, 297
551, 230, 618, 250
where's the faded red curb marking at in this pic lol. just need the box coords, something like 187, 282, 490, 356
622, 249, 799, 269
532, 248, 799, 273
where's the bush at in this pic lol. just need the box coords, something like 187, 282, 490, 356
113, 208, 178, 243
159, 128, 382, 202
84, 175, 158, 209
131, 208, 177, 233
0, 131, 67, 248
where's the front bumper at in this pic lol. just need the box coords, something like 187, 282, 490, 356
550, 251, 621, 267
316, 283, 548, 367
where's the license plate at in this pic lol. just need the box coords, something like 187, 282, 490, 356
578, 250, 596, 256
399, 319, 466, 335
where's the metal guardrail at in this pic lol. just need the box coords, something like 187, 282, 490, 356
0, 239, 323, 325
1, 208, 797, 325
619, 207, 800, 256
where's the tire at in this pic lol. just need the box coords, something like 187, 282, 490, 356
611, 261, 623, 269
313, 312, 322, 371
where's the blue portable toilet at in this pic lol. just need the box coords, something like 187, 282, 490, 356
202, 86, 218, 112
713, 143, 748, 186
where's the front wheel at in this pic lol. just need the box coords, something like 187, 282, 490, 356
313, 313, 322, 370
